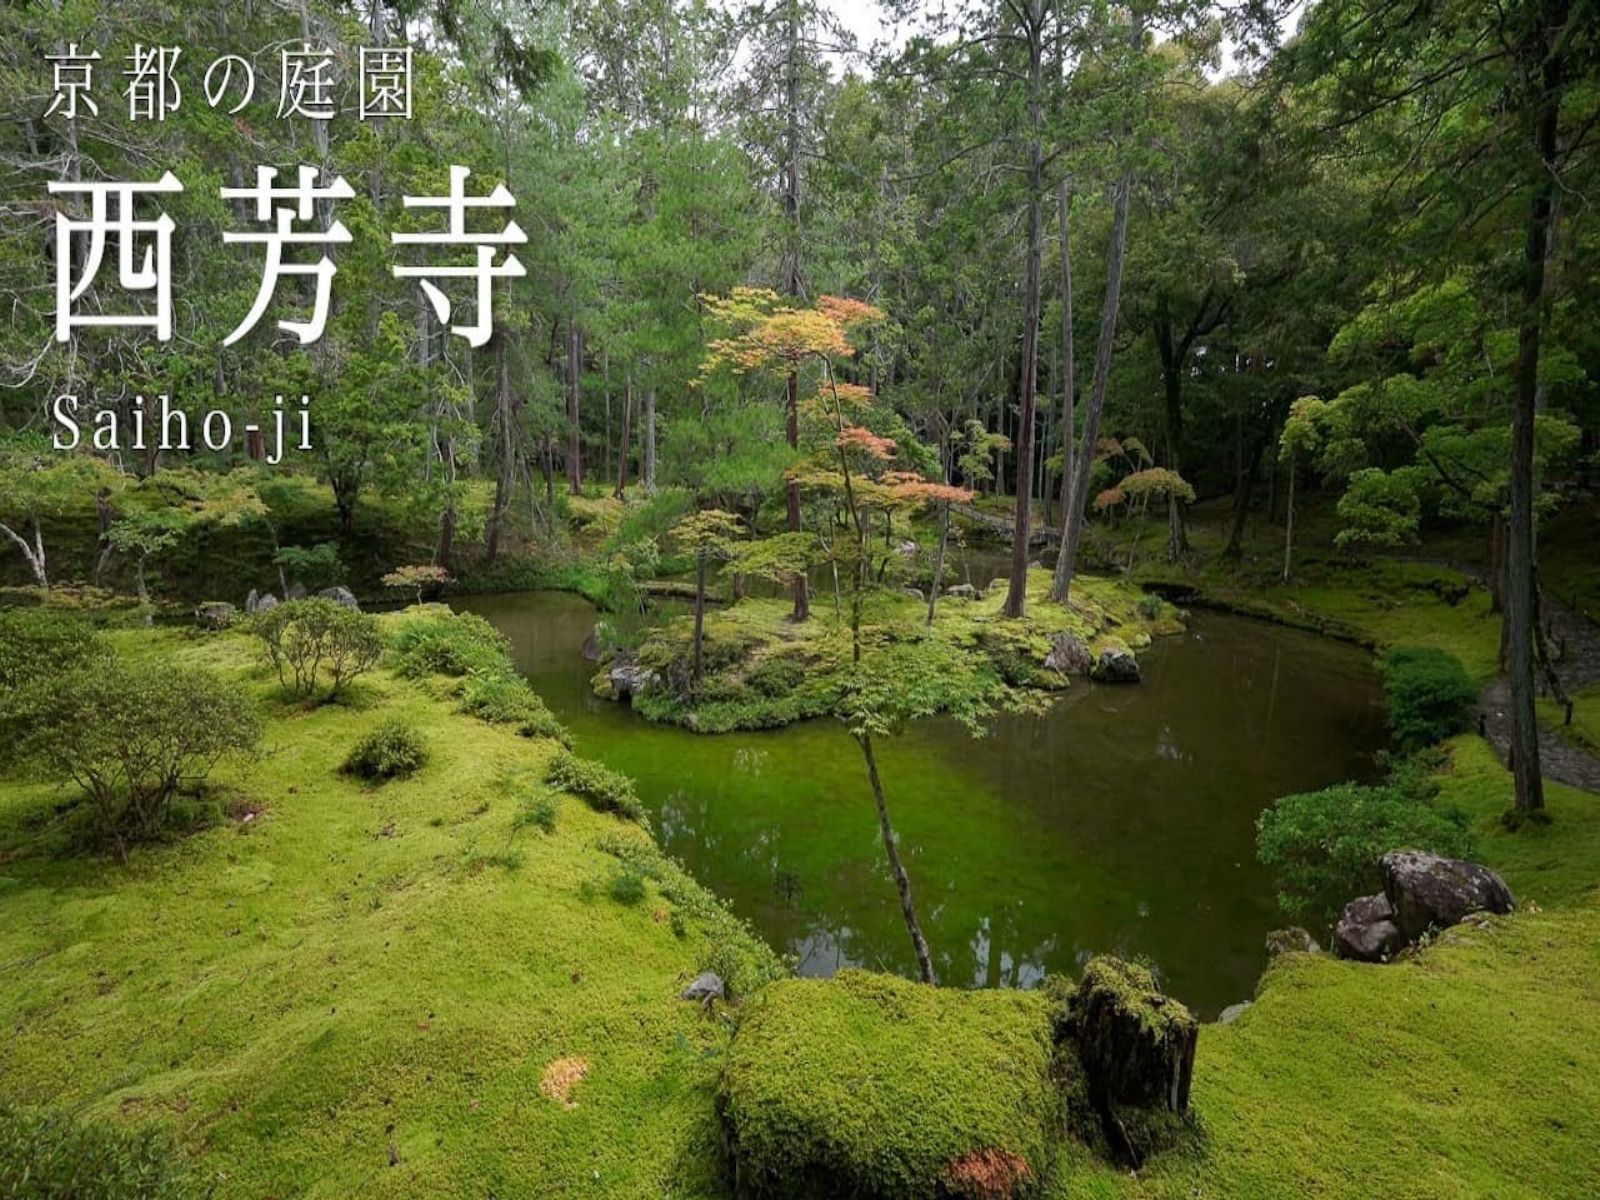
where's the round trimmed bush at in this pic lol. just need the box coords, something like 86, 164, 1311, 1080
342, 718, 428, 782
1378, 645, 1476, 750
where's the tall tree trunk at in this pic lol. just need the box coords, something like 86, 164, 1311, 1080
1156, 312, 1189, 563
1004, 1, 1046, 619
1222, 433, 1263, 558
782, 2, 810, 623
693, 551, 707, 685
858, 730, 936, 985
484, 328, 513, 562
1281, 453, 1296, 583
567, 321, 583, 495
1050, 179, 1077, 602
614, 375, 633, 500
643, 387, 657, 493
1056, 169, 1134, 605
1506, 0, 1565, 815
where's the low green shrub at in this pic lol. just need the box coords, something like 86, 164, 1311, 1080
254, 598, 383, 699
719, 971, 1064, 1199
10, 660, 260, 859
1257, 778, 1473, 927
609, 864, 648, 905
544, 751, 643, 821
1378, 645, 1477, 750
459, 673, 570, 744
0, 607, 103, 691
391, 610, 510, 679
0, 1101, 198, 1200
513, 794, 558, 834
342, 718, 429, 782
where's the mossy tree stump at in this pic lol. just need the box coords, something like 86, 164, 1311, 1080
1068, 957, 1197, 1165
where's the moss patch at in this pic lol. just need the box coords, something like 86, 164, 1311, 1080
719, 971, 1067, 1198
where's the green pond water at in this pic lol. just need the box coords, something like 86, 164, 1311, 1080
456, 590, 1386, 1017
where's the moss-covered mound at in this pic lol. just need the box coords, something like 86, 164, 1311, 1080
603, 568, 1184, 732
718, 970, 1067, 1199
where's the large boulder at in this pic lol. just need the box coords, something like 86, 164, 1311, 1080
1044, 630, 1092, 675
318, 585, 359, 610
1264, 927, 1321, 957
195, 601, 236, 631
946, 583, 980, 601
1379, 851, 1515, 942
286, 581, 307, 601
679, 971, 726, 1004
1089, 645, 1140, 684
253, 592, 279, 614
1333, 893, 1404, 963
608, 662, 658, 700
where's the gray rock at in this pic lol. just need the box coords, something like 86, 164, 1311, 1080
1333, 893, 1404, 963
195, 601, 236, 630
318, 585, 359, 610
581, 624, 601, 662
946, 583, 980, 601
1218, 1002, 1252, 1025
1264, 927, 1321, 957
244, 588, 259, 614
1379, 850, 1515, 942
895, 539, 919, 560
1090, 645, 1140, 684
680, 971, 726, 1004
902, 586, 925, 603
286, 581, 307, 601
1044, 630, 1092, 675
254, 592, 279, 614
608, 662, 658, 700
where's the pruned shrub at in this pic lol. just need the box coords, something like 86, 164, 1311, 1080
11, 660, 260, 860
718, 971, 1062, 1199
1257, 779, 1473, 927
460, 673, 570, 744
255, 598, 383, 700
609, 864, 648, 905
1378, 645, 1477, 750
513, 794, 558, 834
0, 1102, 198, 1200
0, 607, 103, 691
0, 609, 107, 763
391, 610, 509, 679
544, 750, 642, 821
342, 718, 428, 782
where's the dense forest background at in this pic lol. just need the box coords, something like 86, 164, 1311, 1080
2, 0, 1596, 802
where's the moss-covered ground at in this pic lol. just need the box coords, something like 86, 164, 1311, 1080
607, 568, 1184, 732
0, 615, 776, 1199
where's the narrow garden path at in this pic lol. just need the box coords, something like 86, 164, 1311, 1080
1479, 594, 1600, 794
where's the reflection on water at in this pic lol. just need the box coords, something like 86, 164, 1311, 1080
456, 588, 1386, 1018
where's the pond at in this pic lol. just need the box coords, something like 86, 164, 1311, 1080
455, 589, 1386, 1018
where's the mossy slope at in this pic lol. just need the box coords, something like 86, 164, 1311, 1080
0, 617, 774, 1199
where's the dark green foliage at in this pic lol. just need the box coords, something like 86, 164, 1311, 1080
11, 660, 260, 858
513, 794, 558, 834
391, 611, 511, 679
0, 607, 102, 691
609, 864, 648, 905
0, 1102, 198, 1200
718, 971, 1064, 1199
744, 652, 808, 698
392, 610, 570, 745
254, 598, 383, 699
1378, 646, 1477, 750
1257, 779, 1474, 927
545, 751, 643, 821
342, 718, 429, 783
459, 674, 571, 745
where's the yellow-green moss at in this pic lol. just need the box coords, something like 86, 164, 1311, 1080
719, 970, 1066, 1198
